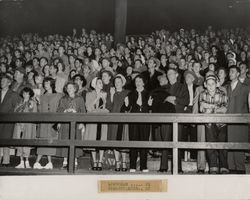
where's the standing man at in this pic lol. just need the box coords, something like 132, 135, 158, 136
49, 65, 66, 94
239, 62, 250, 87
193, 83, 206, 174
165, 68, 189, 173
11, 67, 30, 94
149, 74, 176, 173
58, 46, 69, 67
183, 70, 198, 161
227, 65, 249, 174
0, 75, 20, 166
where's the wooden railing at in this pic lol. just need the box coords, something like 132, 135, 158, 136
0, 113, 250, 175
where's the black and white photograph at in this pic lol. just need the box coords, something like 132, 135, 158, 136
0, 0, 250, 199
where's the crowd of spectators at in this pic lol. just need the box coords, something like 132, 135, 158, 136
0, 26, 250, 174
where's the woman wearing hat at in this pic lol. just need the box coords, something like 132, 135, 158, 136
107, 74, 130, 171
85, 77, 109, 171
13, 87, 37, 169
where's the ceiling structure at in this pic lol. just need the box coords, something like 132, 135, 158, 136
0, 0, 249, 36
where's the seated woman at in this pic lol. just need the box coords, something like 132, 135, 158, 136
56, 81, 86, 169
13, 87, 37, 169
85, 77, 109, 171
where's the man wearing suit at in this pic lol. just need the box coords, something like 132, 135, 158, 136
227, 65, 249, 174
141, 57, 162, 93
193, 84, 207, 174
0, 74, 20, 166
238, 62, 250, 160
149, 74, 176, 172
11, 67, 31, 94
183, 70, 198, 161
239, 62, 250, 87
165, 68, 190, 173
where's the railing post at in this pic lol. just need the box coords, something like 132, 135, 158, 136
173, 122, 178, 175
68, 121, 76, 174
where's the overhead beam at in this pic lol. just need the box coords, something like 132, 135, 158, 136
114, 0, 127, 45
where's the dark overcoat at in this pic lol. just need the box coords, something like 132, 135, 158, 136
0, 89, 20, 139
227, 81, 249, 142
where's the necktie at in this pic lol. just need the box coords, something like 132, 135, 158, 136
137, 91, 142, 110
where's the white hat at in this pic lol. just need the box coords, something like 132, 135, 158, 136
228, 58, 237, 65
91, 77, 98, 89
92, 60, 100, 70
228, 51, 236, 60
115, 74, 126, 86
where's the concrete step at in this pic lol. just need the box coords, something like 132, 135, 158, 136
1, 152, 250, 175
146, 157, 209, 172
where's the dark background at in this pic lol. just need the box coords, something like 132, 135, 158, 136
0, 0, 250, 36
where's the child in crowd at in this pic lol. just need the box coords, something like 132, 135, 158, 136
199, 74, 229, 174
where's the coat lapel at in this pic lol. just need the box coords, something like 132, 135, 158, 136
231, 82, 241, 97
243, 77, 250, 86
0, 89, 11, 106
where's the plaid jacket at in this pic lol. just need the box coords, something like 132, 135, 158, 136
199, 88, 228, 113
